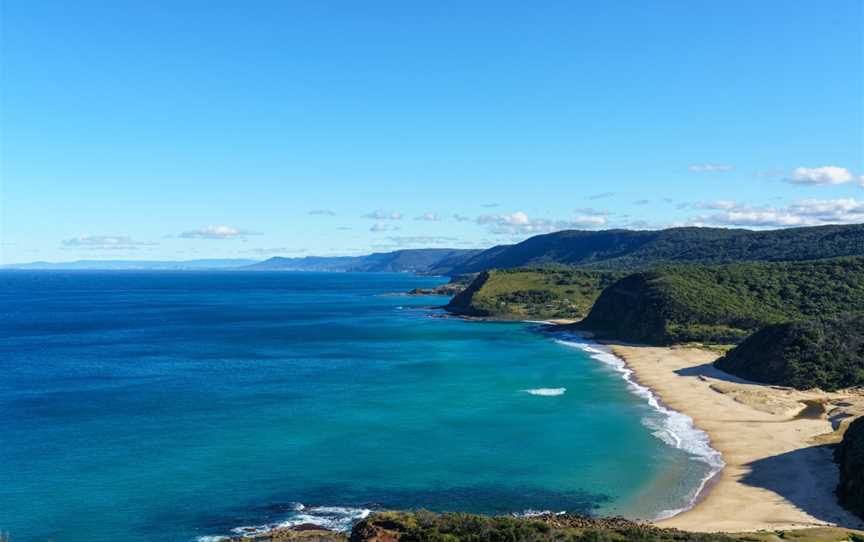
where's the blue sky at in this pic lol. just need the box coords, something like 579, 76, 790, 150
1, 1, 862, 263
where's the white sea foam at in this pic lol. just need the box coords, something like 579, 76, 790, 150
197, 504, 371, 542
522, 388, 567, 396
553, 336, 724, 520
513, 509, 567, 517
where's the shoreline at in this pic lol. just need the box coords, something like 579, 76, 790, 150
601, 341, 864, 533
550, 335, 725, 522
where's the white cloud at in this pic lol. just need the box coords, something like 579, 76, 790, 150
309, 209, 336, 216
179, 225, 260, 239
691, 198, 864, 228
414, 212, 442, 221
859, 175, 864, 188
689, 164, 734, 173
574, 207, 609, 216
503, 211, 529, 225
587, 192, 615, 200
787, 166, 854, 185
453, 213, 471, 222
363, 210, 403, 220
370, 222, 400, 232
385, 235, 458, 246
697, 200, 738, 210
571, 215, 608, 226
476, 210, 606, 235
62, 235, 156, 250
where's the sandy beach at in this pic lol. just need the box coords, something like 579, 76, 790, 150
607, 344, 864, 533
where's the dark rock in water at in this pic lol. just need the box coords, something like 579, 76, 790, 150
836, 416, 864, 520
292, 524, 332, 532
228, 527, 346, 542
406, 282, 465, 297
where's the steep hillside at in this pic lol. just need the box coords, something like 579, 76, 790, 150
836, 416, 864, 520
715, 316, 864, 391
451, 224, 864, 274
576, 257, 864, 345
446, 268, 620, 320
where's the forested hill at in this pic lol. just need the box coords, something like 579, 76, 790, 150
445, 268, 622, 320
575, 257, 864, 345
714, 315, 864, 391
449, 224, 864, 274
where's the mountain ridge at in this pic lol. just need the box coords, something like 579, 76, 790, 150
450, 224, 864, 273
244, 248, 480, 274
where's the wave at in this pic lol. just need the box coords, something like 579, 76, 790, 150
522, 388, 567, 396
553, 336, 724, 520
513, 509, 567, 517
198, 503, 371, 541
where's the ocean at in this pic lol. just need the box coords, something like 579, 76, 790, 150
0, 271, 720, 542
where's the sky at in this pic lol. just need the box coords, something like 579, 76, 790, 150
1, 1, 862, 263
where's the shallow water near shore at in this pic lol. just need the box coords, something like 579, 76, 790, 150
1, 271, 717, 542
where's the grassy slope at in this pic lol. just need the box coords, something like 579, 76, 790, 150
445, 268, 621, 320
577, 257, 864, 345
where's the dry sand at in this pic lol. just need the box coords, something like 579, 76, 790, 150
607, 344, 864, 533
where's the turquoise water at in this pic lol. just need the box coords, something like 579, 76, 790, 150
0, 272, 717, 542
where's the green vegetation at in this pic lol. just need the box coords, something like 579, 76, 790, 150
714, 316, 864, 391
446, 268, 621, 320
351, 511, 737, 542
836, 416, 864, 521
451, 224, 864, 274
577, 257, 864, 345
229, 512, 864, 542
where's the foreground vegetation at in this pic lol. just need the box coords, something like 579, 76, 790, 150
230, 511, 864, 542
445, 268, 621, 320
576, 257, 864, 345
715, 316, 864, 391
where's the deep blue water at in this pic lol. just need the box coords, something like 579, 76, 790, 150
0, 271, 716, 542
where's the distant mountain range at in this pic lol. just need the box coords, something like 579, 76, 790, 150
243, 249, 481, 274
1, 259, 260, 270
6, 224, 863, 273
447, 223, 864, 273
